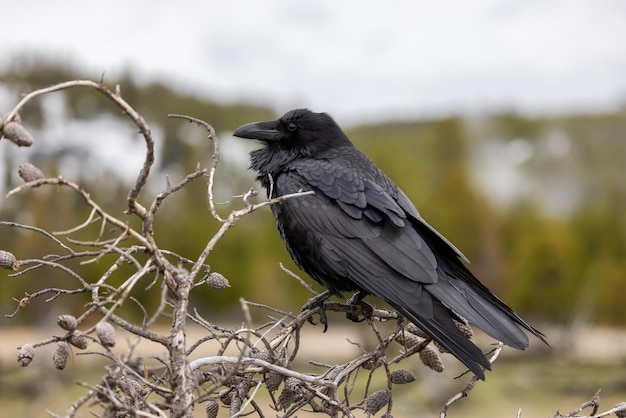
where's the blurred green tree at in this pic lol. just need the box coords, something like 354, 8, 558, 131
2, 57, 626, 326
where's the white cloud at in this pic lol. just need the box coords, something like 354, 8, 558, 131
1, 0, 625, 121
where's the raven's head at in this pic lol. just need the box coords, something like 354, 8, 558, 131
233, 109, 352, 157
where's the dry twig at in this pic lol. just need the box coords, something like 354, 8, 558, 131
2, 79, 623, 418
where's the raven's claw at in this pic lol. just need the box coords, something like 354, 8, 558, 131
346, 291, 373, 322
302, 290, 332, 332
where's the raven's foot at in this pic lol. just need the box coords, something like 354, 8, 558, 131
345, 291, 374, 323
302, 290, 332, 332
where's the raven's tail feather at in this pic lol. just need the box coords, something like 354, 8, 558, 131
431, 258, 549, 349
396, 299, 491, 380
411, 216, 549, 349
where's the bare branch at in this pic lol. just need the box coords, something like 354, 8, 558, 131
168, 113, 223, 223
3, 79, 622, 418
440, 342, 504, 418
1, 79, 155, 216
5, 176, 150, 248
189, 356, 337, 388
0, 220, 76, 255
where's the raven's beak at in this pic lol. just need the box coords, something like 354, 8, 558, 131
233, 120, 283, 142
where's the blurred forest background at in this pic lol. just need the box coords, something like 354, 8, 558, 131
1, 56, 626, 416
2, 57, 625, 329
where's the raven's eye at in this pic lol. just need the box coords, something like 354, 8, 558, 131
287, 122, 298, 132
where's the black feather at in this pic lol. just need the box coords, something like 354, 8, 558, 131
233, 108, 547, 379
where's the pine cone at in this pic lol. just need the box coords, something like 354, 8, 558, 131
57, 315, 78, 331
53, 341, 70, 370
205, 272, 230, 290
96, 321, 116, 347
2, 121, 34, 147
362, 356, 384, 370
0, 250, 17, 270
205, 398, 219, 418
69, 331, 88, 349
406, 323, 430, 339
277, 387, 295, 410
454, 318, 474, 339
265, 371, 283, 392
394, 330, 423, 349
18, 162, 45, 182
389, 369, 416, 384
419, 345, 444, 372
17, 343, 35, 367
364, 390, 389, 414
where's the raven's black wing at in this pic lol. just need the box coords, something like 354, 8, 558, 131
327, 149, 545, 349
393, 187, 547, 349
272, 155, 511, 377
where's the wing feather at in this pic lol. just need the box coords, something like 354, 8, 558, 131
270, 155, 541, 378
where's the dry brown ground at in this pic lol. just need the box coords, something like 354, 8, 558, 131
2, 322, 625, 367
1, 322, 625, 417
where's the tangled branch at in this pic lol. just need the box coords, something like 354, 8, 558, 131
2, 79, 623, 418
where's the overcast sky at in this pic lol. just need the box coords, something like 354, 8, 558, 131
2, 0, 626, 122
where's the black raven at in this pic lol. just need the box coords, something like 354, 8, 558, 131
233, 109, 546, 379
